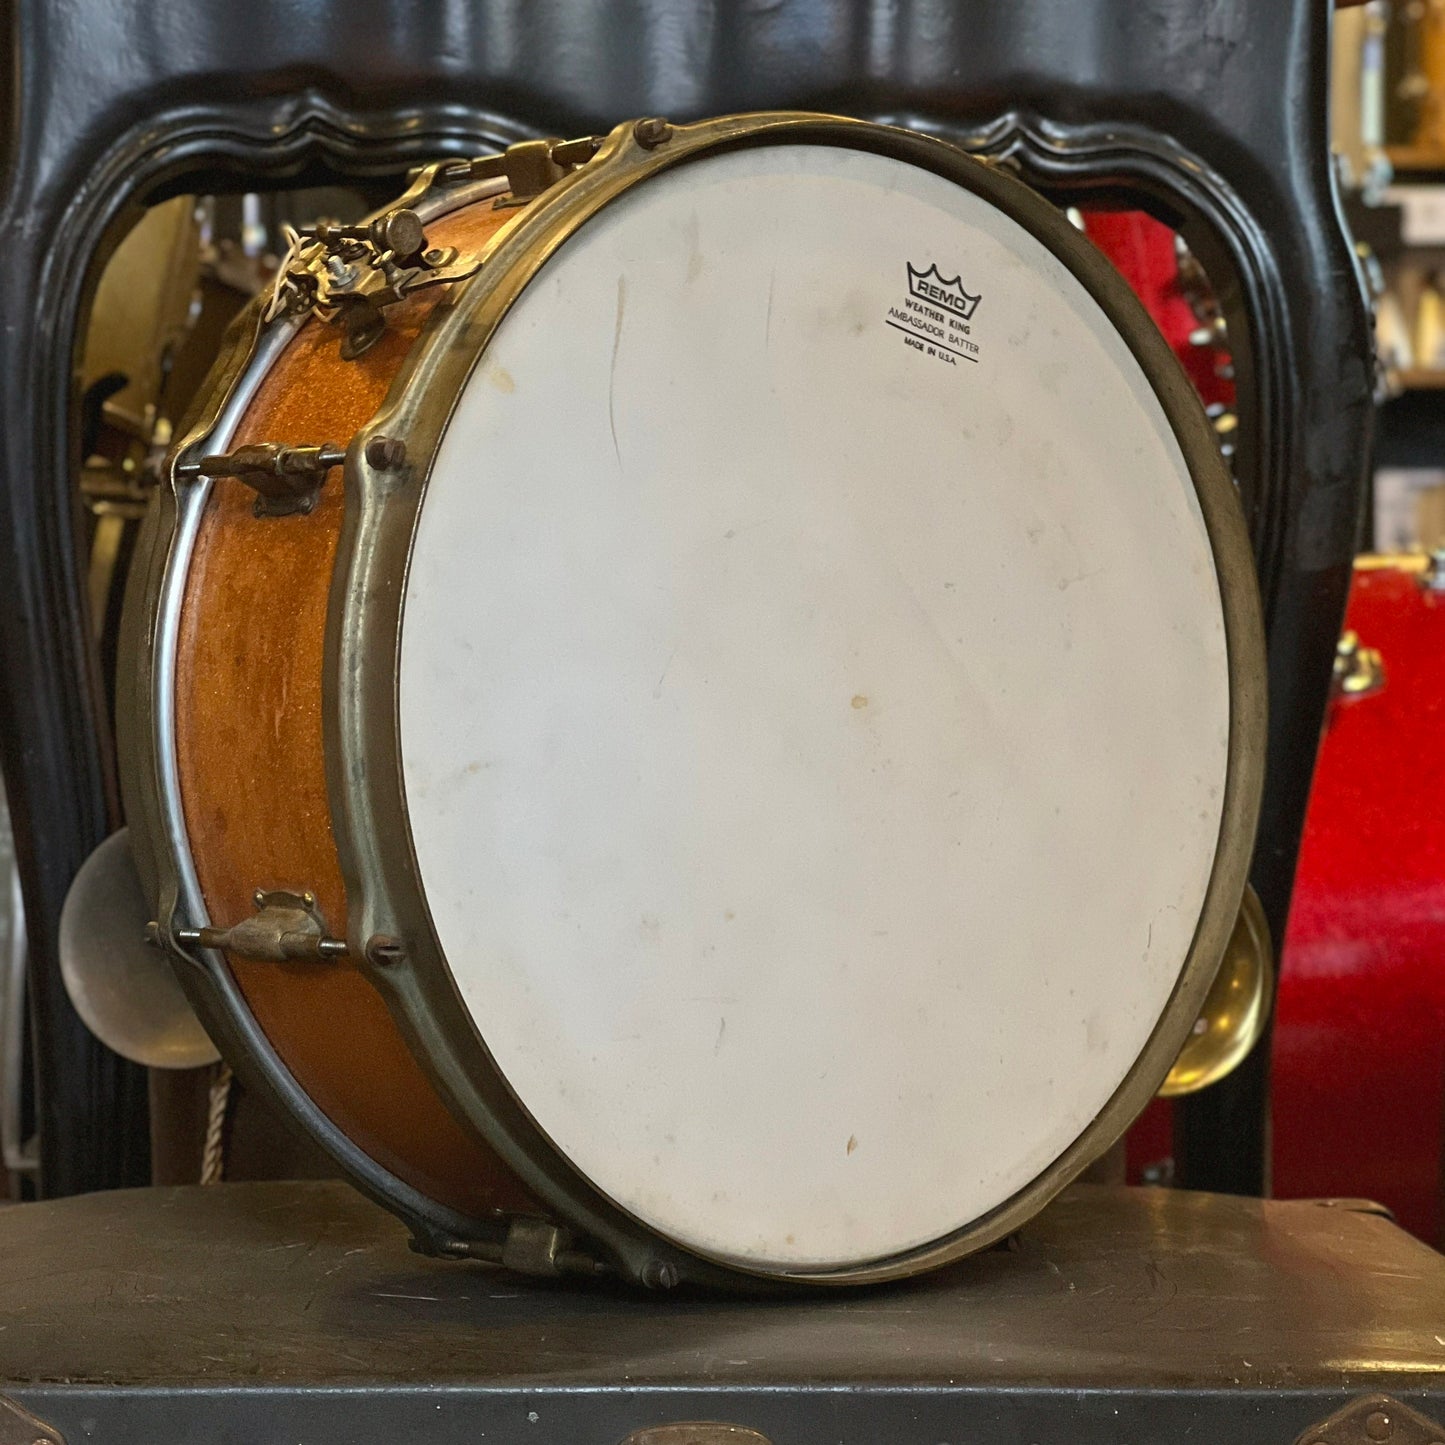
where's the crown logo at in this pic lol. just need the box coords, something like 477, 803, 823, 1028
907, 262, 981, 321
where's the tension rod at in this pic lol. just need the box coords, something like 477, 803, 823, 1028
175, 442, 346, 518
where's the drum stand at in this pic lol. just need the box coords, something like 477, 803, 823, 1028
0, 0, 1417, 1434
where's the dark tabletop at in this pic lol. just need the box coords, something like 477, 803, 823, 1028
0, 1179, 1439, 1390
0, 1180, 1442, 1444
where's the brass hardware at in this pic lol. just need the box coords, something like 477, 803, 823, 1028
1333, 629, 1386, 700
305, 208, 428, 264
502, 1217, 580, 1276
444, 134, 605, 203
1293, 1393, 1445, 1445
497, 138, 571, 199
1353, 551, 1431, 574
544, 134, 609, 168
174, 889, 349, 963
264, 138, 602, 346
1206, 404, 1238, 460
1189, 317, 1229, 349
175, 442, 345, 518
266, 205, 483, 358
1158, 883, 1272, 1097
633, 116, 675, 149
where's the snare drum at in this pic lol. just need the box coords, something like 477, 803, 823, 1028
119, 113, 1264, 1287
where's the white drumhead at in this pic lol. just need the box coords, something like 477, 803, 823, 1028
399, 143, 1229, 1270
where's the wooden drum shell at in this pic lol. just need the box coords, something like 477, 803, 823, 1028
172, 198, 534, 1221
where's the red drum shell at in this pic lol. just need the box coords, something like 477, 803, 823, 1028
1273, 561, 1445, 1245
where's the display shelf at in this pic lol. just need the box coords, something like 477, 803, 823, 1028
0, 1180, 1441, 1444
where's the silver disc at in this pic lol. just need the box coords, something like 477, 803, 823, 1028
60, 828, 219, 1069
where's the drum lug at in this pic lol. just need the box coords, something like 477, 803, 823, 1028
492, 138, 579, 201
175, 441, 345, 518
501, 1217, 585, 1277
443, 133, 605, 206
172, 889, 350, 964
440, 1216, 610, 1280
264, 203, 488, 357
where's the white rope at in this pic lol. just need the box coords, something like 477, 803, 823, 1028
200, 1060, 233, 1185
261, 223, 303, 323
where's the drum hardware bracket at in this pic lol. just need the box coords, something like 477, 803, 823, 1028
1293, 1394, 1445, 1445
439, 1216, 609, 1280
440, 134, 605, 206
172, 889, 350, 964
175, 442, 346, 518
264, 204, 485, 358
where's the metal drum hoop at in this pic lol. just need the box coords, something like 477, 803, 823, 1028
325, 112, 1267, 1286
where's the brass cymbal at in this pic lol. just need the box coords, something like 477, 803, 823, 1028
1159, 883, 1272, 1098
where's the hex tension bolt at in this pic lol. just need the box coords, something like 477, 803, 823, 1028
365, 436, 407, 470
